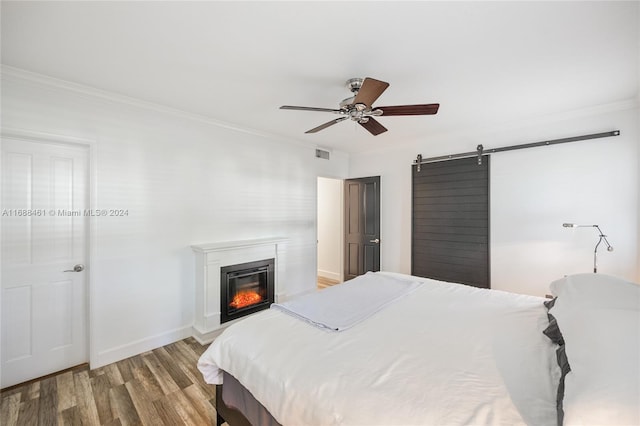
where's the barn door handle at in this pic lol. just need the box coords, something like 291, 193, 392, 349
64, 264, 85, 272
369, 239, 380, 244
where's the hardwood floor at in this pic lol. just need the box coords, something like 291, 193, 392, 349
317, 276, 340, 289
0, 337, 219, 426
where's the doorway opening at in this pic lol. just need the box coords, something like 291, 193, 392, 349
317, 177, 343, 289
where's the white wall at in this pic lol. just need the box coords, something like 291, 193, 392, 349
317, 177, 343, 282
1, 70, 349, 367
350, 104, 639, 296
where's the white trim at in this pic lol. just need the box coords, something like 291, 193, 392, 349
0, 128, 98, 369
318, 269, 341, 282
190, 237, 288, 253
94, 325, 192, 368
192, 325, 227, 346
88, 139, 99, 369
1, 127, 95, 147
316, 176, 345, 284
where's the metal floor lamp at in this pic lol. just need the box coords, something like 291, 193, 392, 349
563, 223, 614, 273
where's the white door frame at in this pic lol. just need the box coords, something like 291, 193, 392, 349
1, 127, 98, 370
316, 176, 344, 283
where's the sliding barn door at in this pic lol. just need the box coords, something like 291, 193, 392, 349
411, 156, 489, 288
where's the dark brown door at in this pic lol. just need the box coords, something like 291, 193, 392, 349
411, 156, 490, 288
344, 176, 380, 280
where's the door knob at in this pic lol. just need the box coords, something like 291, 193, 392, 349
64, 264, 85, 272
369, 238, 380, 244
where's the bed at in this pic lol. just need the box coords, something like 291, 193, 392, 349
198, 271, 640, 426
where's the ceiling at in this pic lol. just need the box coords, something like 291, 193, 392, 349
1, 1, 638, 154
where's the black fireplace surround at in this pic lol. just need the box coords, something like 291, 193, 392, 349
220, 258, 275, 324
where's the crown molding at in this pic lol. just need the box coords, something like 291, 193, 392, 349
1, 127, 96, 147
0, 65, 257, 135
1, 65, 350, 157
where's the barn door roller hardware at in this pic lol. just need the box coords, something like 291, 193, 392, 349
413, 130, 620, 170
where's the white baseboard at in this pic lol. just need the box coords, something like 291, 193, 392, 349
92, 325, 192, 369
318, 269, 341, 282
192, 325, 228, 345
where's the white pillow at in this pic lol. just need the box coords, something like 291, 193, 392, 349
549, 274, 640, 425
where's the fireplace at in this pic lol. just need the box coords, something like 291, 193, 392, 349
191, 237, 286, 342
220, 258, 275, 323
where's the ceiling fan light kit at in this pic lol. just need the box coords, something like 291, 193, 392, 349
280, 77, 440, 136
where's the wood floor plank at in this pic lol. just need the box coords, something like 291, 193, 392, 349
59, 406, 81, 426
183, 383, 218, 423
184, 337, 207, 356
317, 276, 341, 289
26, 381, 41, 401
116, 358, 136, 384
152, 347, 192, 389
167, 388, 208, 425
91, 373, 115, 424
164, 342, 216, 400
0, 386, 23, 402
131, 364, 164, 402
37, 376, 58, 426
109, 384, 142, 426
141, 352, 179, 395
103, 364, 125, 388
55, 371, 76, 413
127, 354, 144, 371
152, 395, 185, 425
124, 380, 162, 426
88, 367, 104, 379
73, 370, 101, 425
0, 392, 21, 426
17, 397, 40, 426
102, 418, 123, 426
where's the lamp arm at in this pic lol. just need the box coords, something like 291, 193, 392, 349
562, 223, 614, 274
594, 225, 614, 251
593, 236, 603, 273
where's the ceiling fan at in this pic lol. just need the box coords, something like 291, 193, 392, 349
280, 77, 439, 136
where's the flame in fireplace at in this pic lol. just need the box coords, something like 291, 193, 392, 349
230, 290, 264, 309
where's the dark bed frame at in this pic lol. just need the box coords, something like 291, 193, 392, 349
215, 384, 252, 426
215, 374, 282, 426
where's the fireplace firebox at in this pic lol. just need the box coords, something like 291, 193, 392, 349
220, 258, 275, 323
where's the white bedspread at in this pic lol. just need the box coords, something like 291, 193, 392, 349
271, 271, 421, 331
198, 272, 559, 426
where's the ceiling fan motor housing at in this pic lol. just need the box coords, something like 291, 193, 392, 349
345, 78, 364, 93
339, 78, 363, 108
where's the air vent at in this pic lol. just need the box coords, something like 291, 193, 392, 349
315, 148, 330, 160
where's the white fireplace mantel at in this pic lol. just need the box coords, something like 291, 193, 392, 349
191, 237, 287, 343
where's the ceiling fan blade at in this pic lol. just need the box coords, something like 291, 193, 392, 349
376, 104, 440, 116
352, 78, 389, 107
359, 118, 388, 136
280, 105, 344, 113
305, 116, 349, 134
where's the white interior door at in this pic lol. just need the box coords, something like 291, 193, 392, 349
1, 137, 89, 388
